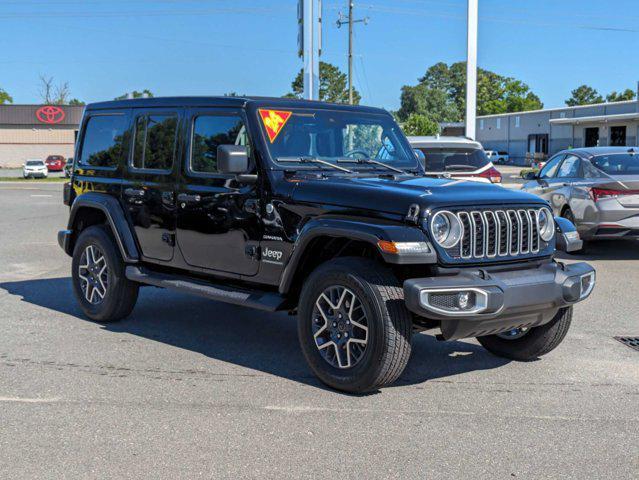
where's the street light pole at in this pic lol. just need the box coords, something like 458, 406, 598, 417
465, 0, 478, 140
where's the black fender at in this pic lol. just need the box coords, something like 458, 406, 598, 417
554, 215, 583, 253
278, 217, 435, 294
63, 192, 139, 262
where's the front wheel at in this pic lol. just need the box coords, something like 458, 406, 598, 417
477, 307, 572, 361
298, 257, 412, 393
71, 225, 139, 322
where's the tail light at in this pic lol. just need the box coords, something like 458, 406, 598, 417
590, 187, 639, 202
477, 167, 502, 184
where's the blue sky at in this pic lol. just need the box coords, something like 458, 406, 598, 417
1, 0, 638, 110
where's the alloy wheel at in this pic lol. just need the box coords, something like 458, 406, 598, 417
78, 244, 109, 305
496, 327, 529, 340
312, 285, 369, 369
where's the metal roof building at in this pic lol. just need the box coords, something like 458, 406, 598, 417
475, 99, 639, 165
0, 104, 84, 168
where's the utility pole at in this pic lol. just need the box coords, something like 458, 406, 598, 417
465, 0, 478, 139
337, 2, 368, 105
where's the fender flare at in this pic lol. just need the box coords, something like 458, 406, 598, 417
278, 217, 435, 294
66, 192, 139, 262
554, 215, 583, 253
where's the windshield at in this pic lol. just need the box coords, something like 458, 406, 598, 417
591, 153, 639, 175
259, 108, 418, 170
416, 147, 489, 172
26, 160, 43, 166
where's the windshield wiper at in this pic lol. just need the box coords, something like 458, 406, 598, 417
337, 158, 408, 174
278, 156, 354, 173
443, 164, 476, 171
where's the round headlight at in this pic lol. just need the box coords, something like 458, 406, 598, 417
430, 211, 463, 248
537, 208, 555, 242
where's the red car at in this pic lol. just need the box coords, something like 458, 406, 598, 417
45, 155, 65, 171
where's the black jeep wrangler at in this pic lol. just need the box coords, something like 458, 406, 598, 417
58, 97, 595, 393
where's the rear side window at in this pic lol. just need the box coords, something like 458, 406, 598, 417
80, 115, 127, 167
132, 114, 177, 171
190, 115, 246, 174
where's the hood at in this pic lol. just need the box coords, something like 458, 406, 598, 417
286, 174, 545, 216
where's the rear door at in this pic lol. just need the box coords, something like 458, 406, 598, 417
175, 108, 260, 276
123, 109, 180, 262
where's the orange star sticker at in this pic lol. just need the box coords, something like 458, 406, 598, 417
259, 109, 292, 143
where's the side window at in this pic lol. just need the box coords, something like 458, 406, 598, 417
583, 160, 604, 178
539, 154, 564, 179
132, 114, 177, 171
556, 155, 580, 178
79, 115, 127, 167
190, 115, 246, 174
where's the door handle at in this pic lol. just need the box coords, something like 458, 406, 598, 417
177, 193, 201, 203
124, 188, 145, 197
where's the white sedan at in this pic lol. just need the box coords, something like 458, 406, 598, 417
23, 159, 48, 179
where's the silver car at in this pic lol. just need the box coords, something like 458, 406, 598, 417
522, 147, 639, 242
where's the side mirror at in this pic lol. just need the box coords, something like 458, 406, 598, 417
217, 145, 248, 174
413, 148, 425, 163
523, 170, 538, 180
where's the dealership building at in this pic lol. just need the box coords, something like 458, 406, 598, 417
475, 99, 639, 164
0, 104, 84, 168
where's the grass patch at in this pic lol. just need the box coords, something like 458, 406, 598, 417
0, 176, 68, 182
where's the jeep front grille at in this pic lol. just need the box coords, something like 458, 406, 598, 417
450, 208, 543, 260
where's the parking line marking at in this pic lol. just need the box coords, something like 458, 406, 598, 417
0, 396, 61, 403
30, 194, 53, 197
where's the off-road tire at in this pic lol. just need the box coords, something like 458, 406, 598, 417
71, 225, 139, 322
477, 307, 573, 361
298, 257, 412, 393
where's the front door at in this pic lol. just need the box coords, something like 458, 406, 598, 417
176, 108, 260, 276
124, 109, 180, 262
525, 154, 564, 201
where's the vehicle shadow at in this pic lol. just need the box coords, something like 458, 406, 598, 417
556, 239, 639, 262
1, 277, 510, 394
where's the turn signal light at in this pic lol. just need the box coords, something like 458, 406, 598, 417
377, 241, 431, 255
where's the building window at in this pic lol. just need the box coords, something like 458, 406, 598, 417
610, 126, 627, 146
480, 119, 484, 130
560, 112, 566, 119
496, 118, 501, 129
515, 116, 520, 128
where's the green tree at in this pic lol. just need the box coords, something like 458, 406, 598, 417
287, 61, 361, 104
400, 61, 542, 121
396, 84, 459, 122
0, 88, 12, 104
68, 98, 85, 106
565, 85, 603, 106
606, 89, 636, 102
115, 89, 154, 100
402, 113, 440, 136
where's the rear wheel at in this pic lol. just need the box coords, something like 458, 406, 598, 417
298, 257, 412, 393
477, 307, 572, 361
561, 208, 586, 253
71, 225, 139, 322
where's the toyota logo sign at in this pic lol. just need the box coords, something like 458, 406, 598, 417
36, 105, 66, 124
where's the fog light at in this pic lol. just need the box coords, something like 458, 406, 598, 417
457, 291, 472, 309
580, 271, 596, 299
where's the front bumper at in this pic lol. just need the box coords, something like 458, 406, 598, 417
404, 261, 595, 340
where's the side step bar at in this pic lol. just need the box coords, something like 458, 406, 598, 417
125, 266, 286, 312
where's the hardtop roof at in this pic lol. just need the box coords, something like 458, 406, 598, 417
563, 146, 639, 158
86, 96, 388, 115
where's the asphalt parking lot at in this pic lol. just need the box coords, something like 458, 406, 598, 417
0, 182, 637, 479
